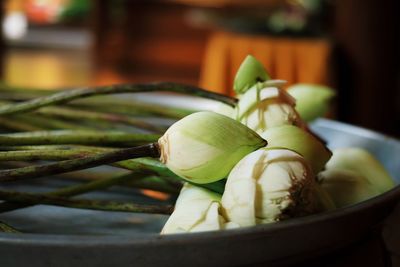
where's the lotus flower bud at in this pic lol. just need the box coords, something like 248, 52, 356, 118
158, 111, 267, 184
318, 169, 380, 208
287, 84, 336, 122
234, 55, 270, 94
325, 148, 395, 193
235, 84, 306, 135
221, 148, 318, 227
161, 183, 239, 234
260, 125, 331, 174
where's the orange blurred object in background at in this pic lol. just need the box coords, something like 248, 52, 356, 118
200, 31, 331, 95
25, 0, 67, 24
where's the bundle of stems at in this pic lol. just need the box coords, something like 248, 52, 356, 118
0, 82, 236, 233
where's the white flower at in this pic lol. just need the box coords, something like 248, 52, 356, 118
161, 183, 238, 234
221, 148, 318, 227
235, 84, 305, 135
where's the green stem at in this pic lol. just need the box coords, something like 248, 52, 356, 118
0, 82, 237, 115
115, 157, 225, 193
0, 130, 160, 146
0, 145, 80, 151
0, 147, 178, 181
0, 189, 173, 214
0, 221, 20, 233
36, 106, 165, 133
0, 171, 178, 213
114, 157, 177, 179
0, 117, 44, 132
0, 146, 172, 175
0, 91, 193, 119
0, 143, 160, 182
0, 146, 170, 176
0, 147, 224, 194
0, 149, 97, 161
0, 148, 184, 189
11, 114, 93, 131
0, 160, 126, 181
69, 98, 194, 119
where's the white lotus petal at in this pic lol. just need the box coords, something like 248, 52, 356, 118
162, 184, 230, 234
222, 148, 317, 227
235, 86, 304, 134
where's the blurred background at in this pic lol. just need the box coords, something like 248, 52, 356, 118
0, 0, 398, 135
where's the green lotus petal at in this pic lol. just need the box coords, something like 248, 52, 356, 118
326, 148, 395, 193
260, 125, 332, 173
318, 169, 380, 208
287, 84, 336, 122
234, 55, 270, 94
159, 111, 267, 184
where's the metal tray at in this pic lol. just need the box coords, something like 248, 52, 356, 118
0, 118, 399, 267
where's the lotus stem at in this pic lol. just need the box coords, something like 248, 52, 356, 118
0, 82, 237, 115
0, 171, 179, 213
0, 131, 160, 147
69, 98, 194, 119
0, 117, 44, 132
0, 149, 94, 161
0, 91, 194, 119
11, 114, 93, 131
0, 143, 160, 182
0, 146, 175, 177
35, 106, 166, 133
114, 159, 225, 194
0, 189, 173, 214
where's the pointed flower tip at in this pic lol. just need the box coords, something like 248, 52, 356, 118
234, 55, 271, 94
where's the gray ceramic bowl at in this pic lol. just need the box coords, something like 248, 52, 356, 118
0, 119, 399, 267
